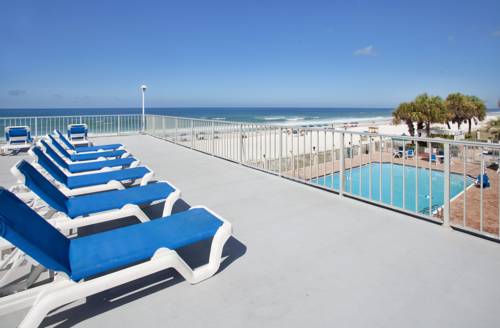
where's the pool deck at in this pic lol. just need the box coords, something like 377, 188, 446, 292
1, 134, 500, 327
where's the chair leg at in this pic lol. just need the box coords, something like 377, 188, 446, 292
162, 190, 182, 216
25, 265, 46, 289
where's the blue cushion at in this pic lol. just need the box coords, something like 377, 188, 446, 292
68, 125, 87, 134
48, 134, 72, 159
68, 208, 223, 281
8, 127, 29, 137
66, 182, 176, 218
477, 174, 490, 187
41, 139, 136, 173
32, 146, 68, 186
67, 167, 150, 189
40, 139, 68, 169
66, 157, 137, 174
74, 144, 123, 153
69, 149, 126, 161
16, 160, 68, 213
0, 187, 71, 276
56, 130, 76, 150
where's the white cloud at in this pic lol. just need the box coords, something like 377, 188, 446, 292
353, 45, 376, 56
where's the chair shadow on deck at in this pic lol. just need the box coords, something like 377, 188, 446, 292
41, 199, 246, 328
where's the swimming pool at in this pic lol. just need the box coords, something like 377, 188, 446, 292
310, 163, 474, 214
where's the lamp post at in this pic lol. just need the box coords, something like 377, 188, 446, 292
140, 84, 147, 132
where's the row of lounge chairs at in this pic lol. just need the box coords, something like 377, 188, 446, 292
0, 130, 233, 327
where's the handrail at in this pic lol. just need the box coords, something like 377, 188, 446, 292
144, 114, 500, 241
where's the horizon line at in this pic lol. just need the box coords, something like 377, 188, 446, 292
1, 106, 499, 110
0, 106, 397, 110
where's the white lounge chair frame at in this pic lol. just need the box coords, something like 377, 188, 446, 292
0, 207, 232, 328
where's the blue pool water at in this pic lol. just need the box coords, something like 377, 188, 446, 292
311, 163, 474, 214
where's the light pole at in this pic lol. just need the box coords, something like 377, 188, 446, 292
140, 84, 147, 132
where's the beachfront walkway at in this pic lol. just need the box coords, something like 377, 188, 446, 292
1, 134, 500, 327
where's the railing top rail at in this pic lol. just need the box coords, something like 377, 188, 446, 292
147, 114, 246, 125
0, 114, 141, 120
146, 114, 500, 149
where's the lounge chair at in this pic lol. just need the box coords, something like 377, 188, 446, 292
57, 129, 123, 153
393, 147, 403, 158
29, 146, 154, 196
405, 149, 415, 159
1, 126, 33, 155
66, 123, 89, 146
39, 139, 139, 174
475, 174, 490, 188
48, 134, 127, 162
10, 160, 181, 230
0, 187, 232, 328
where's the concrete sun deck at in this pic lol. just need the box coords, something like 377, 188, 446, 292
1, 134, 500, 327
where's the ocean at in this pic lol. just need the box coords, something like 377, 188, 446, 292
1, 107, 499, 126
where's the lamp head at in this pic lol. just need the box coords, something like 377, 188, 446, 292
140, 85, 147, 92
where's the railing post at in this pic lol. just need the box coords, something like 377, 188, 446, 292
175, 118, 178, 143
117, 116, 121, 136
339, 132, 345, 195
190, 120, 194, 149
34, 118, 38, 139
279, 127, 282, 176
443, 142, 450, 228
239, 124, 243, 164
161, 116, 165, 138
211, 121, 215, 155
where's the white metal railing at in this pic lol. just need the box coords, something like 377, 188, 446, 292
0, 115, 142, 141
146, 114, 500, 241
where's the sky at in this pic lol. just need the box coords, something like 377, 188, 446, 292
1, 0, 499, 109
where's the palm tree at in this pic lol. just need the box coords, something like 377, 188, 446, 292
445, 93, 469, 129
466, 95, 486, 134
392, 102, 416, 136
413, 93, 447, 136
